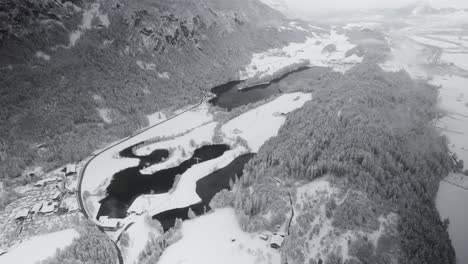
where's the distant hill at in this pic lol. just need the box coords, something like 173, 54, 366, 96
0, 0, 305, 186
396, 1, 459, 16
258, 0, 297, 18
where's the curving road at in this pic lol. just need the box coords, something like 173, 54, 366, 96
76, 94, 208, 221
75, 94, 208, 264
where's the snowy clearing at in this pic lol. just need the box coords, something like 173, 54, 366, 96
69, 3, 110, 47
158, 208, 280, 264
441, 53, 468, 71
240, 30, 361, 81
222, 92, 312, 152
147, 111, 167, 126
120, 216, 160, 264
35, 51, 51, 61
0, 229, 79, 264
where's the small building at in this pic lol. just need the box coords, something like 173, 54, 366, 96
61, 197, 79, 212
51, 191, 63, 201
259, 233, 270, 241
30, 202, 43, 214
34, 176, 62, 187
15, 208, 30, 221
99, 216, 122, 231
270, 232, 286, 249
63, 164, 77, 176
40, 201, 58, 215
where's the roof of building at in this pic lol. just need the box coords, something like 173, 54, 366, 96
15, 208, 30, 219
51, 191, 62, 200
99, 216, 121, 229
34, 176, 62, 186
270, 233, 285, 247
30, 202, 43, 213
64, 164, 77, 174
40, 201, 58, 213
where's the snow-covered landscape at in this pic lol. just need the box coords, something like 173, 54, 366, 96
1, 1, 468, 264
0, 229, 79, 264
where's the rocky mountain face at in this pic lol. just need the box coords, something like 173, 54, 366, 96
0, 0, 305, 184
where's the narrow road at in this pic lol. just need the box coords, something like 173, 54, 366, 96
271, 176, 294, 235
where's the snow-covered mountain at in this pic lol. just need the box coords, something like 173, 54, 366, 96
258, 0, 297, 18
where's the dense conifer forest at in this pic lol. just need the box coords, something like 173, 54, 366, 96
232, 64, 456, 263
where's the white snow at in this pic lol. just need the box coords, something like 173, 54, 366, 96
158, 208, 281, 264
138, 122, 217, 175
222, 92, 312, 152
427, 35, 468, 48
294, 179, 397, 262
343, 22, 381, 31
69, 3, 110, 47
129, 147, 247, 216
436, 173, 468, 264
121, 216, 160, 264
35, 51, 50, 61
430, 76, 468, 165
380, 37, 428, 79
147, 111, 167, 126
158, 72, 170, 79
240, 30, 361, 81
441, 53, 468, 71
0, 229, 79, 264
411, 36, 459, 49
97, 108, 113, 124
81, 103, 213, 219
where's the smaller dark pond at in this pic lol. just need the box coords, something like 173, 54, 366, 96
120, 144, 170, 167
153, 153, 255, 231
209, 66, 312, 110
97, 144, 230, 219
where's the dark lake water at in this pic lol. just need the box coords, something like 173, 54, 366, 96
97, 144, 230, 219
209, 66, 315, 110
153, 153, 255, 231
98, 66, 330, 228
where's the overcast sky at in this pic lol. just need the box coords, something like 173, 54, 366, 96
283, 0, 468, 12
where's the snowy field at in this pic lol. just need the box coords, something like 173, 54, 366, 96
147, 111, 167, 126
411, 36, 459, 49
137, 122, 217, 175
240, 29, 362, 82
436, 173, 468, 264
441, 53, 468, 71
81, 103, 213, 219
120, 216, 160, 264
0, 229, 79, 264
222, 92, 312, 152
158, 208, 281, 264
380, 36, 428, 79
430, 76, 468, 165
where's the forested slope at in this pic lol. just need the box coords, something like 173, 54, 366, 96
232, 64, 456, 263
0, 0, 304, 188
